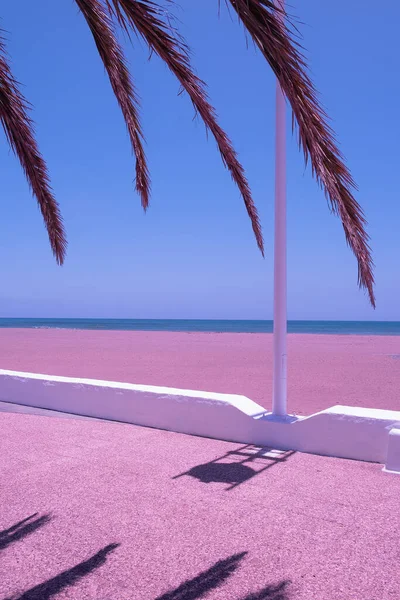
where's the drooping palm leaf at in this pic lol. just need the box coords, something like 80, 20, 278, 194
106, 0, 264, 255
75, 0, 150, 208
227, 0, 375, 306
0, 33, 66, 264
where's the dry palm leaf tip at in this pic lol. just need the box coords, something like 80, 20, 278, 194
0, 34, 67, 265
0, 0, 374, 307
227, 0, 375, 307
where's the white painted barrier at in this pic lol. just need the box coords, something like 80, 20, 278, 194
1, 369, 400, 472
383, 428, 400, 475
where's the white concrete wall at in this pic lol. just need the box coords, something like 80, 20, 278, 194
291, 406, 400, 464
1, 369, 400, 471
0, 369, 269, 445
384, 428, 400, 474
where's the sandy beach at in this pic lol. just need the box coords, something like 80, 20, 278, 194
1, 328, 399, 415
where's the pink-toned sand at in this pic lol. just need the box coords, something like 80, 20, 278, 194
1, 328, 399, 414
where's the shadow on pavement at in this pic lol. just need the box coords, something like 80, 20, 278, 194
156, 551, 291, 600
173, 444, 296, 490
0, 401, 106, 422
4, 543, 120, 600
239, 580, 292, 599
156, 552, 247, 599
0, 514, 51, 551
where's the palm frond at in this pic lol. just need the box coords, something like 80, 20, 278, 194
227, 0, 375, 306
76, 0, 150, 208
107, 0, 264, 255
0, 32, 66, 264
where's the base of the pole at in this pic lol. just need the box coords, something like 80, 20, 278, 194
267, 413, 298, 424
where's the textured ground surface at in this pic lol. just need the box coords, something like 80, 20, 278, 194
1, 407, 399, 600
1, 329, 399, 598
0, 328, 399, 414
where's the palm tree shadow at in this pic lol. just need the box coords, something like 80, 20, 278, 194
0, 514, 51, 551
239, 580, 292, 600
155, 552, 291, 600
173, 445, 296, 490
155, 552, 247, 600
5, 543, 119, 600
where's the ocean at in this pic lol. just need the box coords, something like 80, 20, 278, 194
0, 318, 399, 335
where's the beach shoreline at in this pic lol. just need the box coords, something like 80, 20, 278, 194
1, 328, 399, 415
1, 318, 400, 336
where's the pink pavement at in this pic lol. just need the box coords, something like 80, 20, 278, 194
1, 410, 400, 599
0, 328, 399, 414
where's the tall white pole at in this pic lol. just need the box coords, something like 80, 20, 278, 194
272, 0, 287, 416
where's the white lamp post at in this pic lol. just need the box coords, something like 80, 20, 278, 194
272, 0, 288, 417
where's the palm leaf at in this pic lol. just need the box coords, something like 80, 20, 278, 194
0, 32, 66, 264
227, 0, 375, 306
107, 0, 264, 255
76, 0, 150, 208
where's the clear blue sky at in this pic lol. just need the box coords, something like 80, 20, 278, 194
1, 0, 398, 320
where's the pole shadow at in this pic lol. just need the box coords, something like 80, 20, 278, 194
173, 444, 296, 490
0, 514, 51, 551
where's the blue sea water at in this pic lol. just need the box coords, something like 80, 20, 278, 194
0, 318, 399, 335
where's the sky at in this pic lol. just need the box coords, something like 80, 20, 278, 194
1, 0, 399, 321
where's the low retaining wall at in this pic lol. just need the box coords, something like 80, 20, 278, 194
1, 369, 399, 473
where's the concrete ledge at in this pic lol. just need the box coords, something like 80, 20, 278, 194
383, 428, 400, 474
0, 369, 270, 445
1, 369, 400, 468
293, 405, 400, 464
